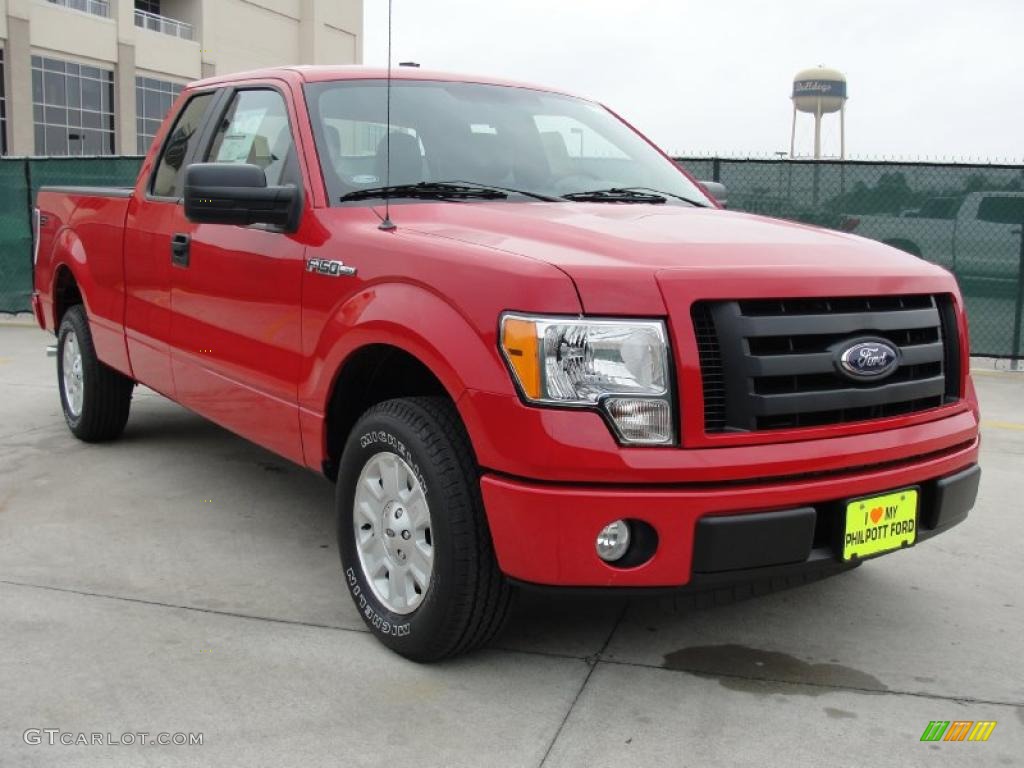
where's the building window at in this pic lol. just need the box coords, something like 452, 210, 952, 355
32, 55, 116, 156
136, 77, 184, 155
135, 0, 161, 14
0, 50, 7, 156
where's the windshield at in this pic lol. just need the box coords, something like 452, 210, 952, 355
304, 79, 710, 205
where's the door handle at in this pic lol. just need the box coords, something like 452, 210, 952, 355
170, 233, 191, 268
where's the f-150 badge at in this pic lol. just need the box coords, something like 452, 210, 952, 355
307, 258, 357, 277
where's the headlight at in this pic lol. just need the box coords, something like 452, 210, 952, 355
500, 314, 675, 445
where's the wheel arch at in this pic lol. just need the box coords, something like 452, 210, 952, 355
52, 262, 84, 329
322, 343, 455, 479
312, 283, 516, 478
47, 221, 92, 330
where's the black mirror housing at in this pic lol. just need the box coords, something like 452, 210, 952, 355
184, 163, 300, 231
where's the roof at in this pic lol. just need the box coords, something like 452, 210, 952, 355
189, 65, 575, 98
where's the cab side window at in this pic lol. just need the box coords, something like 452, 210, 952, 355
977, 196, 1024, 225
151, 92, 215, 198
206, 89, 297, 187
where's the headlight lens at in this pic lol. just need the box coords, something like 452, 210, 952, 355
500, 314, 675, 445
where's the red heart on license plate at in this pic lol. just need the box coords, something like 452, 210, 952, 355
870, 507, 883, 524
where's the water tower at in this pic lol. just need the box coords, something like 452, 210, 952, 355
790, 66, 848, 159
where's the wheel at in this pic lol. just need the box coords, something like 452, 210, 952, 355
57, 305, 134, 442
336, 397, 511, 661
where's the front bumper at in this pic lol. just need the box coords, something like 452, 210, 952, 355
480, 439, 980, 588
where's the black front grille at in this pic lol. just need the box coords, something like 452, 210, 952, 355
692, 303, 727, 431
692, 294, 961, 433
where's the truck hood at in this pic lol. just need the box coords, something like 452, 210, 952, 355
393, 202, 956, 314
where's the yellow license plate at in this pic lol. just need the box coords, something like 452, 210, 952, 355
842, 488, 918, 561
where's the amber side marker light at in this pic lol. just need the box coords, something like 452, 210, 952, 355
500, 317, 542, 399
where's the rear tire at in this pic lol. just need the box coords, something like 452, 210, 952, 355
57, 305, 134, 442
337, 397, 511, 661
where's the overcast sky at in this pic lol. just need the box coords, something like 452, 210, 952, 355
363, 0, 1023, 162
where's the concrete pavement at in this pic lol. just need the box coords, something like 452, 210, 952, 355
1, 323, 1021, 767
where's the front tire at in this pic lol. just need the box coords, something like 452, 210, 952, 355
57, 305, 134, 442
337, 397, 510, 661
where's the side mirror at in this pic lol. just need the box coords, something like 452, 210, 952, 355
184, 163, 300, 231
699, 180, 728, 208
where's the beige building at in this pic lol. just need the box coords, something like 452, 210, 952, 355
0, 0, 363, 156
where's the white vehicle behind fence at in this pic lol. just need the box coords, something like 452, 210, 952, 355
843, 191, 1024, 280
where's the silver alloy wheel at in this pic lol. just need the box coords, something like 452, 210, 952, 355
353, 451, 434, 614
62, 329, 84, 418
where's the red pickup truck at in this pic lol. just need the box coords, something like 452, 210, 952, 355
32, 66, 981, 661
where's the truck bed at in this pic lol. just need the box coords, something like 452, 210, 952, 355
34, 186, 135, 375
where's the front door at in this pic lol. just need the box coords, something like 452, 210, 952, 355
169, 86, 307, 463
124, 91, 217, 397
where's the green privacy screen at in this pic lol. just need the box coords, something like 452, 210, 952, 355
0, 157, 142, 315
0, 161, 32, 315
1, 155, 1022, 357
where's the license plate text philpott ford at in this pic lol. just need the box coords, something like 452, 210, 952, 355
843, 489, 918, 561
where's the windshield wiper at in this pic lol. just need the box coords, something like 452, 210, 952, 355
562, 187, 710, 207
341, 182, 508, 203
615, 187, 711, 208
439, 180, 561, 202
561, 188, 668, 204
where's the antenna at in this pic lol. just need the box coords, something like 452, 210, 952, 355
378, 0, 397, 231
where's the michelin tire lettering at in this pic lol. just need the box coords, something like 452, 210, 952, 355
346, 567, 411, 637
359, 430, 428, 495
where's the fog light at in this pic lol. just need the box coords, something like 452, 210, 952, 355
596, 520, 631, 562
603, 397, 673, 445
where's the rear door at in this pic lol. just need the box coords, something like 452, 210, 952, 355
168, 84, 308, 463
124, 90, 220, 396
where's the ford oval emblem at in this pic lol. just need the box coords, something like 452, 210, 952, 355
836, 339, 901, 381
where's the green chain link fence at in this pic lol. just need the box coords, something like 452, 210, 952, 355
0, 156, 143, 315
0, 161, 33, 316
1, 155, 1022, 357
